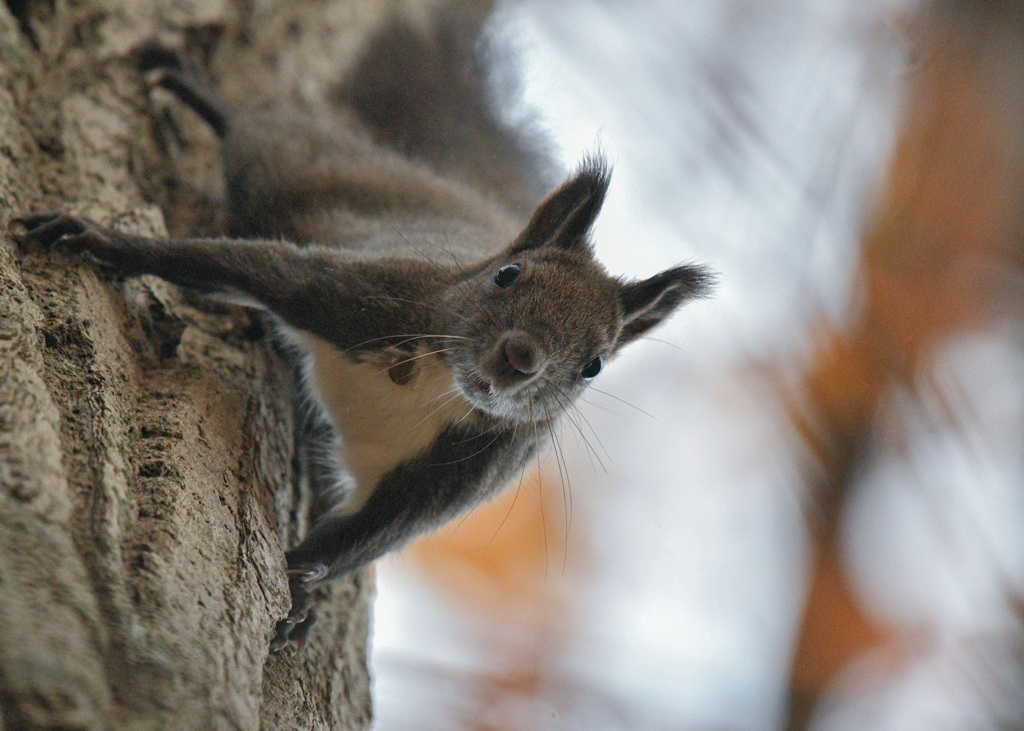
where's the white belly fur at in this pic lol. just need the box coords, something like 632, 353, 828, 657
299, 333, 476, 513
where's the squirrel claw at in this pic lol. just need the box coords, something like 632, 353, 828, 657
8, 211, 63, 237
271, 605, 317, 655
269, 561, 326, 653
286, 563, 328, 582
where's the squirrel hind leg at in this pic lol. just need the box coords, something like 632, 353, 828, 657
284, 347, 352, 521
133, 40, 234, 137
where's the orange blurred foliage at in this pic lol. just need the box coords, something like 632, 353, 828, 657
787, 4, 1024, 724
406, 463, 572, 617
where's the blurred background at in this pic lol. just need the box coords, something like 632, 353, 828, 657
370, 0, 1024, 728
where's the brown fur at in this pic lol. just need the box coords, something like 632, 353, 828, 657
12, 31, 712, 653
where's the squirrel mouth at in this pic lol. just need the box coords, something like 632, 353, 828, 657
470, 375, 491, 396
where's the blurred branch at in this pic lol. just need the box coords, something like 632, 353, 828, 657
784, 1, 1024, 727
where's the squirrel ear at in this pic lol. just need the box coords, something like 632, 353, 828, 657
616, 265, 714, 347
510, 156, 611, 253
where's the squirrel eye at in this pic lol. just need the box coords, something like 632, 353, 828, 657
493, 263, 521, 289
580, 355, 603, 380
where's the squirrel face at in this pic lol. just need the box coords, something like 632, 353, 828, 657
444, 247, 621, 422
437, 158, 712, 424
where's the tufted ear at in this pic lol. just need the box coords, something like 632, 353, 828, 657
510, 155, 610, 253
616, 264, 713, 348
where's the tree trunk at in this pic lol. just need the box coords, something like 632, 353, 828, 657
0, 1, 387, 728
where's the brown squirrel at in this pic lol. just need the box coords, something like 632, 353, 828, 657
11, 32, 711, 653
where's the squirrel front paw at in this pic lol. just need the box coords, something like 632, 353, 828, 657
9, 211, 125, 268
270, 562, 328, 654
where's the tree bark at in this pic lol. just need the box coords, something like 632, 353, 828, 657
0, 1, 388, 728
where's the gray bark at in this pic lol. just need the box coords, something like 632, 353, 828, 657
0, 0, 393, 728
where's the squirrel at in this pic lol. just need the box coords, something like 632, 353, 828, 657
10, 29, 712, 653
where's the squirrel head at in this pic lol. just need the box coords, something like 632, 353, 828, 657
442, 156, 713, 422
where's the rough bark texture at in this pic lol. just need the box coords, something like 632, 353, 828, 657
0, 0, 401, 728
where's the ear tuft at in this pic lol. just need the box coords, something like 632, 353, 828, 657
511, 154, 611, 253
617, 264, 714, 347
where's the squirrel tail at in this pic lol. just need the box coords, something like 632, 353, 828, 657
335, 7, 555, 217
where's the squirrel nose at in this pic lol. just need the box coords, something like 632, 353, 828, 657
504, 333, 543, 374
482, 331, 548, 387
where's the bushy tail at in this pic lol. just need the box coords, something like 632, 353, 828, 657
334, 6, 556, 217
